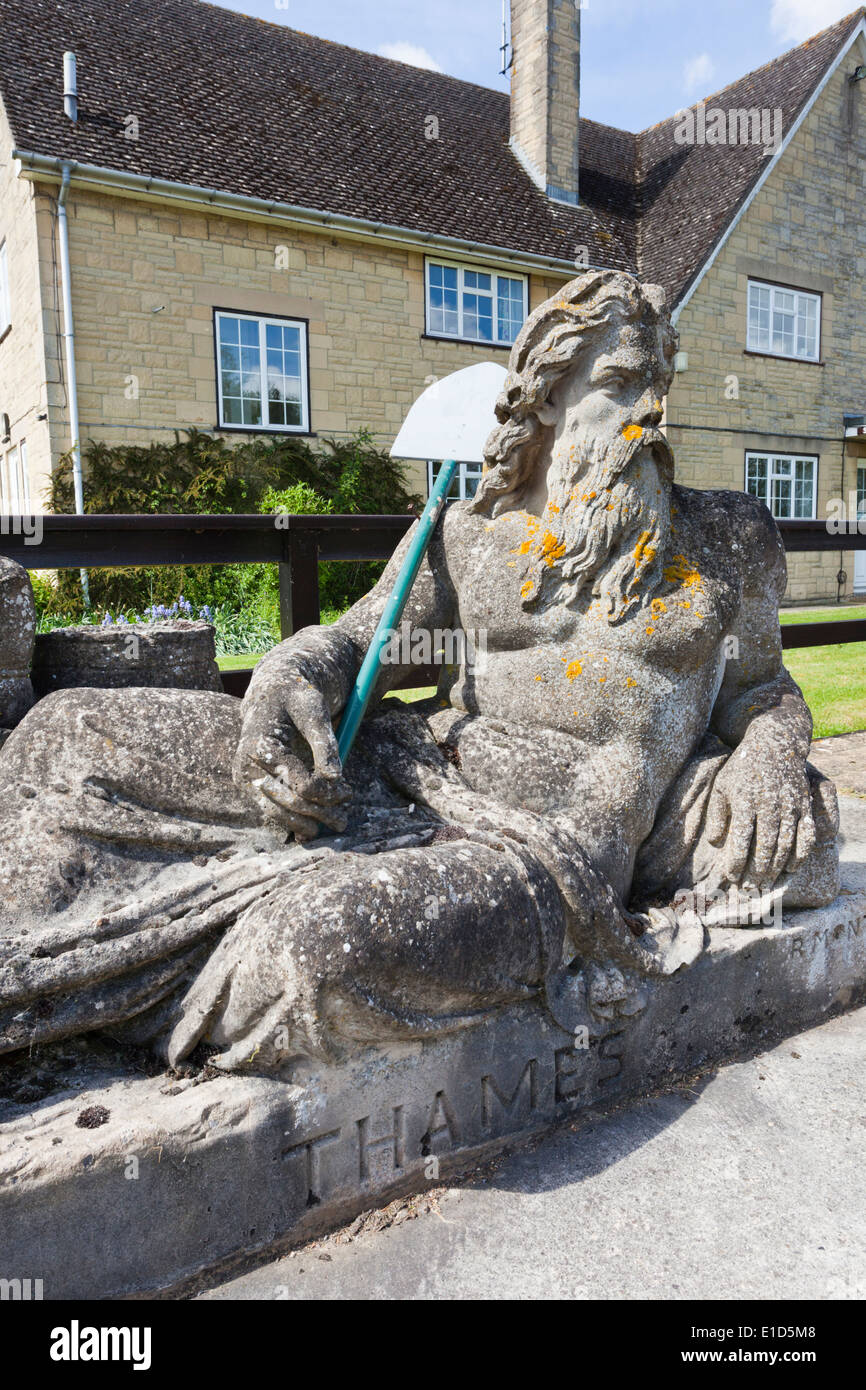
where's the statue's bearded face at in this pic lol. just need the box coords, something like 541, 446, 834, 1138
521, 317, 675, 622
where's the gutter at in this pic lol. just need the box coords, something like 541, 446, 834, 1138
56, 161, 89, 602
13, 150, 579, 278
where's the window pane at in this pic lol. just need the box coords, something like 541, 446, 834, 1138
794, 459, 815, 518
239, 318, 259, 347
771, 475, 792, 518
219, 316, 240, 344
746, 455, 768, 505
463, 291, 493, 341
497, 276, 525, 343
771, 298, 795, 355
748, 284, 770, 350
463, 465, 483, 499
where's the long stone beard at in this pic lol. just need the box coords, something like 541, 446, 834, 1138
520, 428, 674, 624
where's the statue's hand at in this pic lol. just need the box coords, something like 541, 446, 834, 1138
705, 738, 816, 887
234, 671, 352, 840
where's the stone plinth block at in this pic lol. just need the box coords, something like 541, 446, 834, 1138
1, 884, 864, 1300
0, 556, 36, 731
32, 621, 222, 697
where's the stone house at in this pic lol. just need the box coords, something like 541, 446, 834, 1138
0, 0, 865, 600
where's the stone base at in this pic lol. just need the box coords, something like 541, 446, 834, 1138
2, 884, 865, 1300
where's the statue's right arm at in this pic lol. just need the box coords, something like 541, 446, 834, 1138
233, 517, 458, 838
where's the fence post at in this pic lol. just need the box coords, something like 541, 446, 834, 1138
279, 530, 321, 640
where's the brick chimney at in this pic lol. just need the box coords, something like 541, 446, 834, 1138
509, 0, 580, 205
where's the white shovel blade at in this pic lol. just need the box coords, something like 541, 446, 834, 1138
390, 362, 508, 464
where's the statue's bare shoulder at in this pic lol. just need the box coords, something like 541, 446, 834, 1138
669, 483, 787, 599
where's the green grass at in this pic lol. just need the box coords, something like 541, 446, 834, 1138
780, 604, 866, 625
217, 653, 266, 672
781, 606, 866, 737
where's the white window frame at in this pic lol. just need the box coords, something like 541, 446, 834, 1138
746, 279, 821, 362
425, 257, 528, 346
1, 440, 26, 514
744, 451, 818, 520
0, 242, 10, 337
427, 460, 484, 502
214, 310, 309, 434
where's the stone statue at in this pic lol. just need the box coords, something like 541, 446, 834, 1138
0, 271, 839, 1075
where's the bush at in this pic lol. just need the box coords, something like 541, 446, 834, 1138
46, 429, 421, 618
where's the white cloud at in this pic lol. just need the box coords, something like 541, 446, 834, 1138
770, 0, 852, 44
378, 42, 443, 72
683, 52, 715, 96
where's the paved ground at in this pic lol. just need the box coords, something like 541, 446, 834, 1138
195, 792, 866, 1302
810, 731, 866, 798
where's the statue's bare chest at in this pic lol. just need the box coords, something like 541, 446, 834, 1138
448, 513, 740, 676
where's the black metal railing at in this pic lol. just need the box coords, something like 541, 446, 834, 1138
1, 513, 864, 696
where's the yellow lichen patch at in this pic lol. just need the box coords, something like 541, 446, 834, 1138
520, 580, 533, 598
510, 514, 541, 555
632, 530, 656, 567
507, 561, 517, 568
622, 424, 643, 442
626, 677, 637, 688
536, 530, 566, 566
650, 598, 667, 619
535, 675, 544, 682
680, 599, 691, 609
599, 676, 607, 684
566, 660, 582, 680
663, 554, 703, 590
546, 502, 561, 515
645, 626, 656, 636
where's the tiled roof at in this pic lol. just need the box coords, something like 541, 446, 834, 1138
0, 0, 862, 303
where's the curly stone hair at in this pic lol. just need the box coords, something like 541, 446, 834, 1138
470, 269, 678, 518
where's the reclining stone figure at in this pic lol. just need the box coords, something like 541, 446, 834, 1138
0, 270, 839, 1074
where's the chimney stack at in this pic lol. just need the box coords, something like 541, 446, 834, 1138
509, 0, 580, 205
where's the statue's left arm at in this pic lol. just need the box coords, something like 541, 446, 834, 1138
707, 496, 816, 886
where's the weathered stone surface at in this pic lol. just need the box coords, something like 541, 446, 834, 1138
31, 620, 222, 697
0, 556, 35, 731
0, 270, 846, 1078
1, 880, 863, 1300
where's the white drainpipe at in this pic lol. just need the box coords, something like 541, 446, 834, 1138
57, 160, 90, 603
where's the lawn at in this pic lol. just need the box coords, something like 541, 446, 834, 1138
781, 605, 866, 738
218, 607, 866, 738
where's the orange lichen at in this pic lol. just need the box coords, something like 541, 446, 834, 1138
626, 677, 637, 688
566, 660, 582, 680
663, 554, 703, 590
645, 626, 656, 635
622, 424, 643, 442
520, 580, 533, 598
632, 531, 656, 567
650, 598, 667, 619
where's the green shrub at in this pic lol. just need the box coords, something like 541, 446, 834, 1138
46, 429, 420, 618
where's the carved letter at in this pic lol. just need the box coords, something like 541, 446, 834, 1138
357, 1108, 405, 1181
481, 1059, 538, 1129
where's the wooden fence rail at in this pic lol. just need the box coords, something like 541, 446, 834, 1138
1, 513, 864, 696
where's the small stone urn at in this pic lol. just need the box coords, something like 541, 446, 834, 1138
32, 620, 223, 698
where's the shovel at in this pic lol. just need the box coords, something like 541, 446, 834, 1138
335, 361, 507, 761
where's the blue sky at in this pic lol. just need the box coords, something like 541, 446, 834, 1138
210, 0, 859, 130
